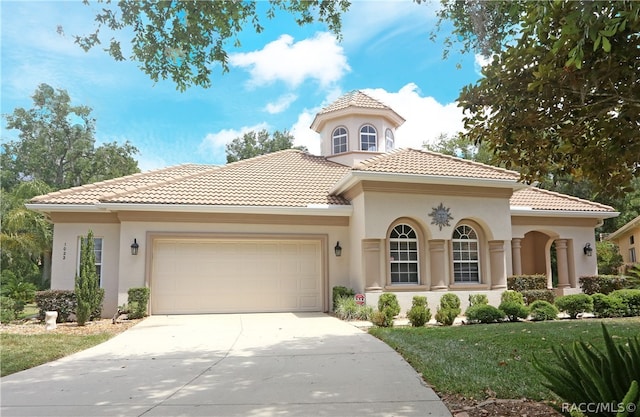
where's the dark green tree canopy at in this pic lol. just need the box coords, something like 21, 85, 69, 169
225, 129, 307, 163
2, 83, 140, 191
74, 0, 351, 91
436, 0, 640, 197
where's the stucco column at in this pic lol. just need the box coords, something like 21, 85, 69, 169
555, 239, 570, 289
489, 240, 507, 289
429, 239, 447, 290
363, 239, 383, 291
511, 238, 522, 276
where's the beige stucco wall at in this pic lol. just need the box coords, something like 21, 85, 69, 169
50, 222, 121, 317
611, 226, 639, 265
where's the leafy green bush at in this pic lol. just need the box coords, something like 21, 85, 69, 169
127, 287, 150, 319
521, 289, 555, 305
35, 290, 76, 322
0, 271, 37, 315
534, 324, 640, 417
465, 304, 505, 324
507, 274, 547, 291
0, 297, 17, 323
407, 296, 432, 327
435, 293, 461, 326
378, 293, 400, 317
610, 289, 640, 317
579, 275, 628, 295
555, 294, 593, 319
332, 286, 355, 310
75, 230, 104, 325
370, 309, 394, 327
529, 300, 558, 321
596, 240, 624, 275
334, 296, 373, 321
500, 290, 524, 305
499, 301, 530, 322
591, 293, 626, 318
468, 294, 488, 307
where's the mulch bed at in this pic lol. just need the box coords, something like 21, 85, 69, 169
0, 317, 143, 336
441, 393, 562, 417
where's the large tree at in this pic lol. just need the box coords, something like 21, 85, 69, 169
2, 83, 140, 191
225, 129, 307, 163
73, 0, 350, 91
435, 0, 640, 197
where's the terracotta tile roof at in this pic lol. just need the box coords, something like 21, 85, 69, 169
30, 164, 217, 205
95, 150, 351, 207
353, 148, 521, 181
317, 90, 393, 115
510, 187, 615, 212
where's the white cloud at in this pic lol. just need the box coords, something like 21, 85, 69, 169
290, 110, 322, 155
363, 84, 464, 149
198, 123, 270, 160
474, 53, 493, 76
264, 93, 298, 114
229, 33, 350, 88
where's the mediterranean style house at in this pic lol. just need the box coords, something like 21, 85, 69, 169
608, 214, 640, 270
27, 91, 619, 318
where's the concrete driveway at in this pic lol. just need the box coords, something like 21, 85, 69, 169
1, 313, 451, 417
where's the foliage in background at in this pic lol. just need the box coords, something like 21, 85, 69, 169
521, 289, 555, 305
611, 289, 640, 317
75, 230, 104, 326
507, 275, 548, 291
533, 324, 640, 417
73, 0, 351, 91
0, 271, 36, 315
580, 275, 629, 295
597, 241, 625, 275
332, 286, 355, 311
435, 293, 461, 326
435, 0, 640, 197
225, 129, 308, 163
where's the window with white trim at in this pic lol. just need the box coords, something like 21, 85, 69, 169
389, 224, 419, 284
332, 127, 347, 154
452, 225, 480, 283
77, 236, 103, 286
360, 125, 377, 151
385, 129, 394, 151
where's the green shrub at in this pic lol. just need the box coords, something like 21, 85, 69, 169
555, 294, 593, 319
521, 289, 555, 305
127, 287, 150, 319
35, 290, 76, 322
529, 300, 558, 321
407, 296, 432, 327
377, 293, 400, 317
435, 294, 461, 326
332, 286, 355, 310
0, 297, 17, 323
499, 301, 530, 322
370, 309, 394, 327
579, 275, 628, 295
465, 304, 505, 324
75, 230, 103, 325
0, 271, 37, 315
610, 289, 640, 317
468, 294, 488, 307
507, 274, 547, 291
591, 293, 626, 318
534, 324, 640, 417
500, 290, 524, 305
334, 296, 373, 321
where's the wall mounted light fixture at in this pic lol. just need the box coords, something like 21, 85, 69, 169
334, 241, 342, 257
583, 243, 593, 257
131, 239, 139, 256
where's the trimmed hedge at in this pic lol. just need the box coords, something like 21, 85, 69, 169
499, 301, 529, 322
529, 300, 559, 321
407, 296, 432, 327
465, 304, 505, 324
579, 275, 628, 295
435, 293, 461, 326
591, 293, 626, 318
555, 294, 593, 319
521, 289, 555, 305
35, 290, 76, 322
127, 287, 150, 319
610, 289, 640, 317
507, 274, 547, 291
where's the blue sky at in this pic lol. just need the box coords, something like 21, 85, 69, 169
1, 1, 483, 171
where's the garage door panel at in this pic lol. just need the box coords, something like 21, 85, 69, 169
151, 238, 323, 314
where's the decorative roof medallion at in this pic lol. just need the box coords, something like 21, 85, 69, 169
429, 203, 453, 231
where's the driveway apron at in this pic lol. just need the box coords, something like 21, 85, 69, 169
1, 313, 452, 416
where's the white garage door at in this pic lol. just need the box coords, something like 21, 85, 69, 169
150, 238, 323, 314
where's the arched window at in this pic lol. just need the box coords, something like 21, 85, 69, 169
452, 225, 480, 283
360, 125, 377, 151
332, 127, 347, 154
389, 224, 419, 284
385, 129, 394, 151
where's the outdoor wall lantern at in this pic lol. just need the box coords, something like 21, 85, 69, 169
131, 239, 139, 256
334, 241, 342, 257
583, 243, 593, 257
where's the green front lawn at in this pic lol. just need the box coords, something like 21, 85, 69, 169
1, 333, 113, 377
369, 317, 640, 401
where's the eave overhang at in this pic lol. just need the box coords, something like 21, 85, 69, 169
510, 206, 620, 219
